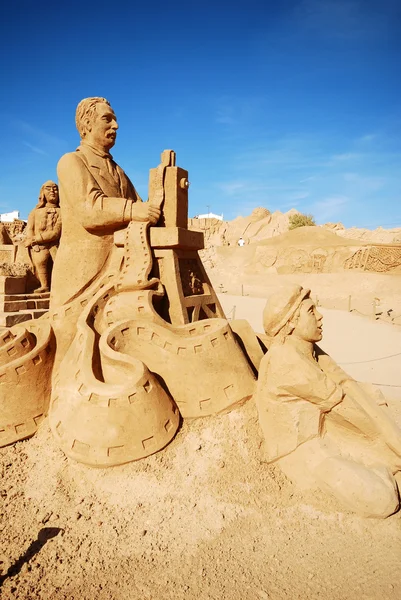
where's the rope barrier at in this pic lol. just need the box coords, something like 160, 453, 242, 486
339, 352, 401, 365
369, 382, 401, 388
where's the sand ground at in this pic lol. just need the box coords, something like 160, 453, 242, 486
1, 298, 401, 600
209, 269, 401, 319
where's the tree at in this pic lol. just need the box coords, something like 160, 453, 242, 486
288, 213, 316, 230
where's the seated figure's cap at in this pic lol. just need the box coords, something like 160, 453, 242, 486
263, 284, 311, 337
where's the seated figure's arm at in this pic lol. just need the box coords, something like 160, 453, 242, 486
270, 346, 344, 412
283, 376, 343, 412
315, 345, 353, 386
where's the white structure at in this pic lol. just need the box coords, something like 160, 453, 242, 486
195, 212, 224, 221
0, 210, 20, 223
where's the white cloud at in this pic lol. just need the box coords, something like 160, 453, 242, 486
310, 195, 349, 222
22, 141, 47, 156
342, 172, 386, 192
12, 119, 66, 147
294, 0, 394, 40
215, 112, 236, 125
218, 181, 246, 196
358, 133, 376, 143
331, 152, 361, 162
288, 191, 310, 201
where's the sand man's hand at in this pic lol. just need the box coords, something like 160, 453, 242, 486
131, 202, 161, 225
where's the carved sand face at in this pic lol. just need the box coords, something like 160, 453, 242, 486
85, 102, 119, 151
43, 184, 59, 206
292, 298, 323, 343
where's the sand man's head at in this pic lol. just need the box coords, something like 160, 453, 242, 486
75, 97, 118, 152
263, 284, 323, 344
37, 181, 59, 208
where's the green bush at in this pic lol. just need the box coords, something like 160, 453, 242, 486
288, 213, 316, 230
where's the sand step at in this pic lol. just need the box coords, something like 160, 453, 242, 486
0, 310, 48, 328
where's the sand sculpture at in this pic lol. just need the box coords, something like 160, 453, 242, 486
188, 206, 287, 251
256, 284, 401, 518
0, 97, 256, 465
0, 186, 59, 327
25, 181, 61, 293
1, 97, 400, 519
0, 223, 14, 245
189, 208, 401, 276
213, 226, 401, 277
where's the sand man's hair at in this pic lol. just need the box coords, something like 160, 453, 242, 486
75, 97, 111, 139
36, 181, 59, 209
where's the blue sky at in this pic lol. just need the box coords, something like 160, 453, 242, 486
1, 0, 400, 227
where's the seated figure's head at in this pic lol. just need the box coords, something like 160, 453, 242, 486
37, 181, 59, 208
263, 284, 323, 344
75, 97, 118, 152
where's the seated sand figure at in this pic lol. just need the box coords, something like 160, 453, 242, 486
256, 284, 401, 518
25, 181, 61, 292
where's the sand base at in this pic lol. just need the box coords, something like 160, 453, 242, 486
1, 300, 401, 600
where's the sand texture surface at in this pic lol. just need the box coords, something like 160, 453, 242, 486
1, 300, 401, 600
1, 401, 401, 600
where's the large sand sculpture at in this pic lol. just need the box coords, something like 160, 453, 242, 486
0, 97, 400, 519
214, 226, 401, 275
0, 97, 256, 466
190, 211, 401, 275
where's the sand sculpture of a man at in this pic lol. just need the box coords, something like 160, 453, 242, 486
50, 97, 160, 307
31, 95, 255, 467
256, 284, 401, 518
25, 181, 61, 293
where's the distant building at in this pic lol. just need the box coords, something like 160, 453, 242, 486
194, 212, 224, 221
0, 210, 20, 222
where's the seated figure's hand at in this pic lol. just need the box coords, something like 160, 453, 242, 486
328, 371, 350, 387
131, 203, 161, 225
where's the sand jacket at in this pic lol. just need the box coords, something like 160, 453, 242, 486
51, 142, 141, 307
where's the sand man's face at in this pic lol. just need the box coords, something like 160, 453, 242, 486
43, 184, 59, 205
292, 298, 323, 343
86, 103, 119, 152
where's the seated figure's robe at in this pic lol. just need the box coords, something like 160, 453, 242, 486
255, 340, 347, 462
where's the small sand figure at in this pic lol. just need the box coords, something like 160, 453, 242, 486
25, 181, 61, 293
256, 284, 401, 517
